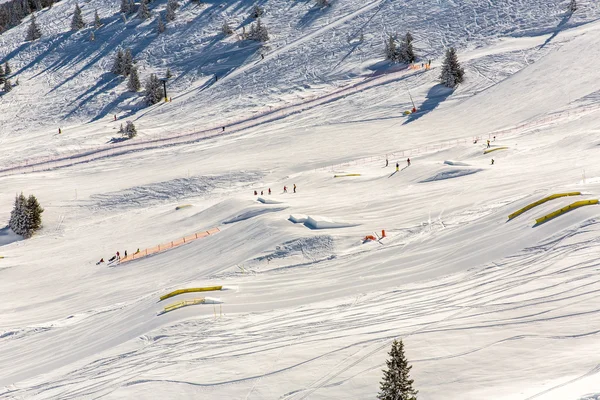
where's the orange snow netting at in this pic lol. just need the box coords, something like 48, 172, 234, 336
119, 227, 220, 263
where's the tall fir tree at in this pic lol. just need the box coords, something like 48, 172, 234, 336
166, 2, 176, 22
9, 193, 27, 235
71, 3, 84, 31
440, 47, 464, 88
119, 0, 131, 14
157, 13, 165, 33
94, 9, 102, 28
111, 48, 125, 75
137, 0, 150, 20
123, 48, 133, 76
385, 34, 398, 62
0, 64, 4, 83
3, 79, 12, 92
247, 18, 269, 42
124, 121, 137, 138
23, 195, 44, 238
569, 0, 577, 12
127, 66, 141, 91
398, 31, 415, 63
26, 14, 42, 41
144, 73, 164, 105
4, 62, 11, 75
378, 339, 418, 400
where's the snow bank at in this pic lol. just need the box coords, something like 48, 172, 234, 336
223, 206, 288, 224
257, 197, 285, 204
305, 215, 358, 229
444, 160, 471, 166
420, 168, 483, 183
289, 214, 308, 223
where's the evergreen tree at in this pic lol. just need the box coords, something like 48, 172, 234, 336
166, 68, 172, 78
94, 9, 102, 28
111, 49, 124, 75
120, 0, 131, 14
0, 64, 4, 84
440, 47, 464, 88
247, 18, 269, 42
4, 62, 11, 76
144, 73, 164, 105
251, 5, 264, 19
398, 31, 415, 63
378, 340, 418, 400
23, 195, 44, 238
34, 0, 42, 11
8, 193, 27, 235
166, 0, 178, 21
385, 34, 398, 62
315, 0, 330, 6
123, 48, 133, 76
157, 13, 165, 33
71, 3, 84, 31
137, 0, 150, 20
222, 21, 233, 35
127, 66, 140, 91
3, 79, 12, 92
124, 121, 137, 138
26, 14, 42, 41
569, 0, 577, 13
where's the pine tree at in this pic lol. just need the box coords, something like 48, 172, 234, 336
4, 62, 11, 76
71, 3, 84, 31
144, 73, 164, 105
111, 49, 125, 75
166, 68, 172, 78
9, 193, 27, 236
120, 0, 131, 14
157, 13, 165, 33
137, 0, 150, 20
3, 79, 12, 92
398, 32, 415, 63
378, 340, 418, 400
222, 21, 233, 35
569, 0, 577, 13
166, 0, 177, 21
26, 14, 42, 41
247, 18, 269, 42
440, 47, 464, 88
23, 195, 44, 238
94, 9, 102, 28
124, 121, 137, 138
34, 0, 42, 11
127, 66, 140, 91
385, 34, 398, 62
251, 5, 264, 19
0, 64, 4, 84
123, 48, 133, 76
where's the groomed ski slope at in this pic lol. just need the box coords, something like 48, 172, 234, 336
2, 2, 600, 400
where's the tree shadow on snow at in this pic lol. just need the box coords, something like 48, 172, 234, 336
539, 12, 573, 49
404, 84, 454, 125
0, 226, 22, 247
298, 2, 329, 28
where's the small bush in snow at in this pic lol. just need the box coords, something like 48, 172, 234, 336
124, 121, 137, 138
144, 73, 165, 105
222, 21, 233, 35
3, 79, 12, 92
440, 47, 464, 88
71, 3, 85, 31
94, 9, 102, 28
137, 0, 151, 20
251, 5, 264, 19
166, 0, 179, 21
166, 68, 173, 79
157, 14, 166, 33
247, 18, 269, 42
26, 14, 42, 41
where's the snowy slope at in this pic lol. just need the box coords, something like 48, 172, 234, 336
2, 1, 600, 400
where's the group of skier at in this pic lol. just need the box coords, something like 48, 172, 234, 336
97, 248, 140, 265
254, 184, 296, 196
386, 157, 411, 171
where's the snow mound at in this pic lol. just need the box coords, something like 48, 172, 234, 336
256, 236, 335, 263
289, 214, 308, 223
444, 160, 471, 166
257, 197, 285, 204
420, 168, 483, 183
223, 206, 289, 224
304, 216, 358, 229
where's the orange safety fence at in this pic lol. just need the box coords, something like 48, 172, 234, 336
120, 227, 220, 263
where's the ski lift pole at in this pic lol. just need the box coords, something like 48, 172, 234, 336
404, 82, 416, 110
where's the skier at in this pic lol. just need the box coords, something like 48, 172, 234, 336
487, 140, 490, 148
268, 188, 271, 195
293, 184, 297, 193
135, 248, 140, 254
114, 115, 117, 121
108, 255, 117, 262
222, 126, 225, 132
215, 74, 218, 82
491, 158, 495, 165
407, 158, 411, 166
124, 250, 128, 258
96, 258, 104, 265
283, 186, 287, 193
58, 128, 62, 134
254, 190, 258, 195
261, 54, 265, 60
116, 251, 120, 260
261, 190, 264, 195
493, 135, 496, 141
396, 162, 399, 172
385, 156, 389, 167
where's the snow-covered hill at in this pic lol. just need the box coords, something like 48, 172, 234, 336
2, 0, 600, 399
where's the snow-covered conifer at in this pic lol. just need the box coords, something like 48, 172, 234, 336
398, 31, 415, 63
127, 66, 140, 91
26, 14, 42, 41
124, 121, 137, 138
34, 0, 42, 11
378, 339, 418, 400
222, 21, 233, 35
0, 64, 4, 83
9, 193, 27, 236
166, 0, 178, 21
251, 5, 264, 19
247, 18, 269, 42
144, 73, 164, 105
3, 79, 12, 92
157, 13, 165, 33
440, 47, 464, 88
137, 0, 150, 20
123, 48, 133, 76
166, 68, 173, 79
120, 0, 130, 14
384, 34, 397, 62
111, 49, 125, 75
94, 9, 102, 28
23, 195, 44, 238
569, 0, 577, 13
4, 62, 11, 76
70, 3, 84, 31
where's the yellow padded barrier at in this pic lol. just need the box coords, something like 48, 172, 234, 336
162, 298, 206, 314
334, 174, 361, 178
535, 200, 598, 225
483, 147, 508, 154
176, 204, 192, 210
508, 192, 581, 220
160, 286, 223, 301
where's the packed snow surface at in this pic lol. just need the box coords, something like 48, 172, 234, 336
2, 0, 600, 399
